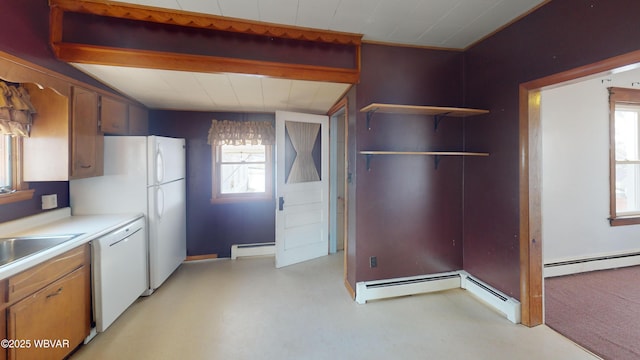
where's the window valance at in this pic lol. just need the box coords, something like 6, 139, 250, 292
207, 119, 275, 146
0, 81, 37, 137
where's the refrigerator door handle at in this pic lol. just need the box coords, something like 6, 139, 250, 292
156, 186, 165, 220
156, 144, 165, 184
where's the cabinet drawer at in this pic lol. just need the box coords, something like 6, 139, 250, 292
7, 245, 88, 303
7, 266, 90, 360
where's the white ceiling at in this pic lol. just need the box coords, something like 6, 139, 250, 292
74, 64, 351, 114
71, 0, 548, 114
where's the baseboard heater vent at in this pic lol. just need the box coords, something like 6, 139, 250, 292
459, 271, 521, 324
355, 272, 461, 305
231, 242, 275, 260
355, 270, 521, 324
544, 251, 640, 278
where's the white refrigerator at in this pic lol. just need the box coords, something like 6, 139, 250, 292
70, 135, 187, 294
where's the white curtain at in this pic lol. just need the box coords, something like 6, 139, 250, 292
286, 121, 320, 183
0, 81, 36, 137
207, 119, 275, 146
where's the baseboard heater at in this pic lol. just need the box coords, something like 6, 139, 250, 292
355, 270, 521, 324
544, 251, 640, 278
458, 271, 521, 324
231, 242, 275, 260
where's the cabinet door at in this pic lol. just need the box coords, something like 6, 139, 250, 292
0, 280, 7, 360
7, 245, 87, 303
128, 104, 148, 135
21, 85, 70, 182
71, 87, 103, 179
7, 266, 90, 360
100, 96, 128, 134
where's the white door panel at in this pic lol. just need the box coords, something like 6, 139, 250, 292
276, 111, 329, 268
284, 224, 323, 250
285, 208, 323, 228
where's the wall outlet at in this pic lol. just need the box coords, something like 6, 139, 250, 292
369, 256, 377, 268
41, 194, 57, 210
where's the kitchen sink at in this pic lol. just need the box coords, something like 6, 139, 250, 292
0, 234, 84, 267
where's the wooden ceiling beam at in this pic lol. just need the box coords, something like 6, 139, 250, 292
48, 0, 362, 45
53, 43, 360, 84
49, 0, 361, 84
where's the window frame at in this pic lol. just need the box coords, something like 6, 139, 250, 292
0, 135, 33, 205
609, 87, 640, 226
210, 143, 273, 204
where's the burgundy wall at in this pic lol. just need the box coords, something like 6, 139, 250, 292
463, 0, 640, 298
353, 44, 465, 283
150, 111, 275, 258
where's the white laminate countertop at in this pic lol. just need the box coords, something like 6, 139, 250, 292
0, 208, 143, 280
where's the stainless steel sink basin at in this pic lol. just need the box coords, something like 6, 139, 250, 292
0, 234, 83, 267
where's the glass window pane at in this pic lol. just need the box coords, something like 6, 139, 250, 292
615, 108, 640, 161
616, 163, 640, 214
0, 135, 10, 189
220, 164, 266, 194
220, 144, 265, 163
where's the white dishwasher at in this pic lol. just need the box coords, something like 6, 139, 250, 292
91, 216, 148, 333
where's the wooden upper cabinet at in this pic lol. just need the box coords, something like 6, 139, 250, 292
70, 86, 103, 179
23, 84, 71, 181
23, 85, 104, 181
100, 95, 128, 135
100, 96, 148, 135
128, 104, 148, 135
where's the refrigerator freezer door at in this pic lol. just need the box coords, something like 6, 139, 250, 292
148, 136, 185, 186
147, 179, 186, 290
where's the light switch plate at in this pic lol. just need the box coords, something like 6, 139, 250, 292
41, 194, 57, 210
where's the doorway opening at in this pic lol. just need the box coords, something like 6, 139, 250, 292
329, 98, 349, 283
519, 50, 640, 326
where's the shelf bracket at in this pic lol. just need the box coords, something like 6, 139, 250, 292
433, 112, 451, 131
434, 155, 442, 170
365, 154, 372, 171
366, 109, 378, 131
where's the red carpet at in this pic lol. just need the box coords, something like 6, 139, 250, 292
545, 266, 640, 360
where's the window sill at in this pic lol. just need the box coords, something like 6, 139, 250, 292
210, 195, 274, 205
609, 216, 640, 226
0, 189, 35, 205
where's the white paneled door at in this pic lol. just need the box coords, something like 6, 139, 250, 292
275, 111, 329, 268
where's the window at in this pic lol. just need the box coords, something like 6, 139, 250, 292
609, 87, 640, 225
0, 135, 32, 204
212, 144, 272, 202
0, 134, 12, 191
207, 120, 275, 203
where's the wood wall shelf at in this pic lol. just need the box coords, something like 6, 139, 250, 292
359, 150, 489, 170
360, 103, 489, 130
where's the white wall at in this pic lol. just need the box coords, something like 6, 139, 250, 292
541, 75, 640, 263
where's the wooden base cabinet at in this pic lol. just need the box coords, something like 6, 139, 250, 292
7, 266, 89, 360
1, 245, 91, 360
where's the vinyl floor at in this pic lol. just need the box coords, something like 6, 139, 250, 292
71, 252, 598, 360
